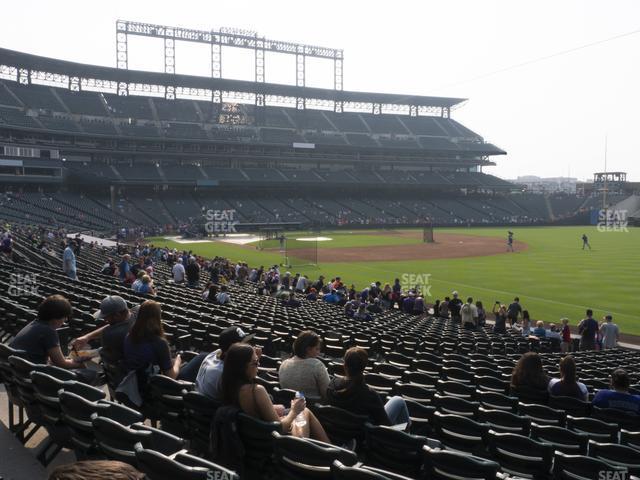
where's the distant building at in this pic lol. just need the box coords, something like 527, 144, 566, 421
509, 176, 577, 194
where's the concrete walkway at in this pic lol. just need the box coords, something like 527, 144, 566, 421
0, 386, 76, 479
0, 422, 47, 480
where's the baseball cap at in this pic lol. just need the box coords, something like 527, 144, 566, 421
452, 291, 459, 297
94, 295, 128, 319
219, 326, 255, 352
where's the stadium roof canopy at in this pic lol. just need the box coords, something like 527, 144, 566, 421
0, 47, 465, 110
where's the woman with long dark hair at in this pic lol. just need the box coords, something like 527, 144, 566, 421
510, 352, 549, 391
548, 355, 588, 401
221, 343, 330, 442
123, 300, 181, 379
327, 347, 410, 427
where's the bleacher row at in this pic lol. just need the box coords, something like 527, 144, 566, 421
0, 80, 503, 153
1, 232, 640, 479
2, 190, 578, 232
62, 161, 512, 188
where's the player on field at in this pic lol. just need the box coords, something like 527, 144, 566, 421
581, 233, 591, 250
507, 231, 514, 252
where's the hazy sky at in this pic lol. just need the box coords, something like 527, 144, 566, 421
2, 0, 639, 181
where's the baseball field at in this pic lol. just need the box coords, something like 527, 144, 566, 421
148, 225, 640, 336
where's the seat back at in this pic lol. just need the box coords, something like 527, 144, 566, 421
59, 390, 108, 453
404, 399, 436, 436
620, 429, 640, 451
553, 450, 628, 480
8, 355, 39, 405
92, 415, 152, 464
364, 423, 434, 477
549, 395, 591, 417
519, 402, 566, 426
476, 407, 530, 435
236, 412, 282, 474
432, 412, 489, 454
0, 345, 26, 404
477, 391, 518, 413
394, 383, 436, 404
331, 460, 415, 480
148, 374, 194, 436
566, 416, 619, 443
97, 400, 145, 425
486, 430, 553, 478
61, 380, 106, 402
474, 375, 509, 394
311, 404, 368, 446
530, 423, 589, 455
436, 380, 476, 400
272, 431, 357, 480
183, 391, 220, 456
592, 406, 640, 431
589, 441, 640, 475
30, 371, 65, 423
135, 445, 238, 480
422, 446, 501, 480
130, 423, 186, 456
433, 394, 479, 418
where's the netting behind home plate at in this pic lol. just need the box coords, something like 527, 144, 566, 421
284, 236, 318, 267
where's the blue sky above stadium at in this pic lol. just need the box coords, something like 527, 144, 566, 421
2, 0, 639, 181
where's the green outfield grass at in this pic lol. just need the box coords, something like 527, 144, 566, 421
148, 226, 640, 336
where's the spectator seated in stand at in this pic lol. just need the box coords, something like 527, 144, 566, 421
282, 291, 301, 308
71, 295, 136, 365
592, 369, 640, 414
196, 326, 257, 400
10, 294, 98, 384
367, 298, 383, 314
201, 283, 219, 303
548, 355, 588, 401
123, 300, 181, 382
185, 256, 200, 288
327, 347, 410, 428
221, 343, 331, 442
532, 321, 546, 338
131, 271, 145, 293
136, 275, 156, 295
216, 285, 231, 305
510, 352, 549, 398
172, 258, 185, 284
353, 304, 373, 321
278, 331, 330, 402
323, 289, 341, 304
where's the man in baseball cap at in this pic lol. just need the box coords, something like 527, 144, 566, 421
71, 295, 135, 363
196, 326, 257, 400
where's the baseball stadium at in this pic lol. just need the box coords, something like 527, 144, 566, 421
1, 17, 640, 480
